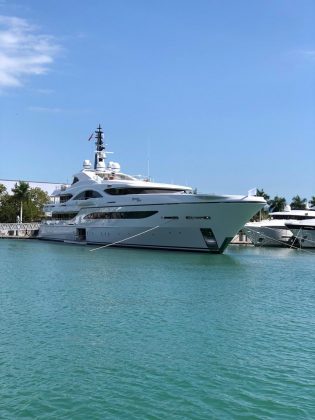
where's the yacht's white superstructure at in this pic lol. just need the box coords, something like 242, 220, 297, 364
243, 207, 315, 247
285, 219, 315, 248
39, 126, 265, 253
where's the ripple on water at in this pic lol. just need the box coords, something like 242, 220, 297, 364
0, 241, 315, 419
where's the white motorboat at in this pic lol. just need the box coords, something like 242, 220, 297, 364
39, 125, 265, 253
284, 219, 315, 248
243, 207, 315, 247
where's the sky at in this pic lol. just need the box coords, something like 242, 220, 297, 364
0, 0, 314, 201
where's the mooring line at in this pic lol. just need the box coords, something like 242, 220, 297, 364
289, 227, 302, 249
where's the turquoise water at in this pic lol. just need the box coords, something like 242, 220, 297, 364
0, 240, 314, 419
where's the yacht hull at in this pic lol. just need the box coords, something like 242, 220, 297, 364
286, 226, 315, 249
243, 225, 293, 247
39, 200, 264, 253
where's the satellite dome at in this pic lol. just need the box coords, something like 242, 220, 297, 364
83, 160, 92, 169
108, 161, 121, 173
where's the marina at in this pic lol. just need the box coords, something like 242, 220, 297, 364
0, 1, 313, 418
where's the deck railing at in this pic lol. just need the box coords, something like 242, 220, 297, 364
0, 223, 40, 237
0, 223, 40, 230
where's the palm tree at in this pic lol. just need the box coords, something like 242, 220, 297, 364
254, 188, 270, 221
290, 195, 307, 210
12, 181, 30, 223
309, 196, 315, 208
256, 188, 270, 201
269, 196, 286, 212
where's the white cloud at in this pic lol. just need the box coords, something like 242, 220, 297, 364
28, 106, 63, 113
0, 15, 59, 89
27, 106, 92, 114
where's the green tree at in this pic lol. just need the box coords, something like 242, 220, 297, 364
269, 196, 286, 212
256, 188, 270, 202
290, 195, 307, 210
0, 183, 6, 196
0, 184, 14, 222
11, 181, 30, 222
0, 194, 18, 222
308, 196, 315, 208
23, 188, 50, 221
0, 185, 50, 222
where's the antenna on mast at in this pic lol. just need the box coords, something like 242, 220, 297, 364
147, 138, 151, 181
94, 124, 106, 171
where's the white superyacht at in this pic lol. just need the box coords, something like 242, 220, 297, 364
39, 126, 265, 253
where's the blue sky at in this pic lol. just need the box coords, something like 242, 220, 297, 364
0, 0, 314, 201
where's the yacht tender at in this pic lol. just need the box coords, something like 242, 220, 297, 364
39, 125, 265, 253
243, 207, 315, 247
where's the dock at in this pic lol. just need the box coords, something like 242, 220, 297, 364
0, 223, 40, 239
230, 232, 253, 245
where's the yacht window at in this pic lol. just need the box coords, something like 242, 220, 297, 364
116, 174, 136, 180
51, 212, 78, 220
74, 190, 103, 200
271, 215, 315, 220
105, 187, 186, 195
72, 176, 79, 185
186, 216, 211, 220
60, 194, 73, 203
84, 211, 158, 219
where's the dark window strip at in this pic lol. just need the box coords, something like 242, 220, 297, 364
84, 211, 158, 220
105, 188, 186, 195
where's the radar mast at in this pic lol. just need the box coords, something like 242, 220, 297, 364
94, 124, 106, 171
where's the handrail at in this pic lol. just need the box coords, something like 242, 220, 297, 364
0, 223, 40, 230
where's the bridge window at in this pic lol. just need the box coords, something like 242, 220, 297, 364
60, 194, 73, 203
51, 212, 78, 220
74, 190, 103, 200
